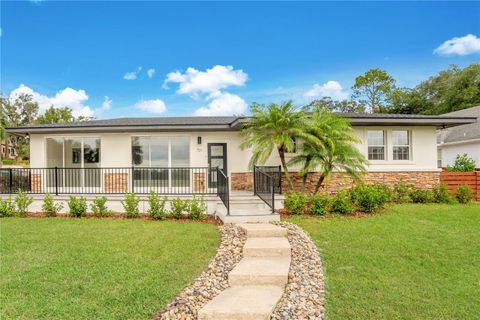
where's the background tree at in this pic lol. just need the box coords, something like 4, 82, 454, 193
36, 106, 76, 124
289, 107, 367, 193
1, 93, 39, 159
305, 97, 366, 113
352, 68, 396, 113
240, 101, 319, 192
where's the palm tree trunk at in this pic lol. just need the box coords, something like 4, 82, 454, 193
301, 173, 308, 193
278, 147, 295, 192
313, 174, 326, 194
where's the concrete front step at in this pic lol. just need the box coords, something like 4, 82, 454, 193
197, 285, 284, 320
238, 223, 288, 237
243, 237, 291, 257
220, 214, 281, 224
229, 257, 290, 286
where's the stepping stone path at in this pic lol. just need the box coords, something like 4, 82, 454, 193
198, 223, 291, 320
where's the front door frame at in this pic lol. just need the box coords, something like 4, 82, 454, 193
207, 143, 227, 188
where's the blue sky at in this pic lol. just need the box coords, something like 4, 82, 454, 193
1, 1, 479, 118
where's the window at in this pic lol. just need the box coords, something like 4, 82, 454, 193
367, 130, 385, 160
392, 130, 410, 160
9, 148, 15, 157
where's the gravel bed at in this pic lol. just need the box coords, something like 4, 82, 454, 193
271, 222, 326, 320
156, 224, 246, 320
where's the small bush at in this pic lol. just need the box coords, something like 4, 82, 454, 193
122, 192, 140, 218
455, 184, 474, 204
147, 191, 167, 220
446, 153, 476, 172
331, 191, 354, 214
187, 195, 207, 220
410, 189, 434, 204
350, 185, 388, 213
14, 190, 33, 217
68, 196, 87, 217
91, 196, 111, 217
432, 184, 454, 204
392, 181, 414, 203
310, 193, 329, 216
42, 193, 63, 217
170, 198, 187, 219
0, 197, 15, 217
284, 192, 308, 215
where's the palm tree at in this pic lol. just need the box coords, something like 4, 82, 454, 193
240, 101, 319, 192
289, 107, 367, 193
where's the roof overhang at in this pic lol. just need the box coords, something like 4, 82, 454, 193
6, 115, 477, 136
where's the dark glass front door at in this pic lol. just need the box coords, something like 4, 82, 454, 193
208, 143, 227, 188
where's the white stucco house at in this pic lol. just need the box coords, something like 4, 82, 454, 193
3, 113, 476, 221
437, 106, 480, 168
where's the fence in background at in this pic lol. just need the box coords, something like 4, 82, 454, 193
440, 170, 480, 201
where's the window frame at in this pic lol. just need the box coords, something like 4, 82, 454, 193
44, 136, 101, 168
367, 130, 386, 161
392, 130, 411, 161
131, 135, 191, 168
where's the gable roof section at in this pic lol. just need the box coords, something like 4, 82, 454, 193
7, 113, 477, 135
437, 106, 480, 144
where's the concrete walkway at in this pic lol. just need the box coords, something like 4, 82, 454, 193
198, 223, 291, 320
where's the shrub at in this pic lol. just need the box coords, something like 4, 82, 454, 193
91, 196, 111, 217
310, 193, 329, 216
350, 185, 388, 213
331, 191, 354, 214
42, 193, 63, 217
446, 153, 476, 172
170, 198, 187, 219
455, 184, 474, 204
0, 197, 15, 217
187, 195, 207, 220
68, 196, 87, 217
14, 190, 33, 217
284, 192, 308, 215
410, 189, 434, 204
432, 184, 454, 204
392, 181, 414, 203
122, 192, 140, 218
147, 191, 167, 220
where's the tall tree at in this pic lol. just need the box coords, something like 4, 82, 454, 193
289, 107, 367, 193
240, 101, 320, 192
2, 93, 39, 159
352, 68, 396, 113
305, 97, 366, 113
36, 106, 76, 124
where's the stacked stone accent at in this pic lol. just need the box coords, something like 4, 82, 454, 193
231, 171, 440, 194
193, 172, 206, 193
103, 173, 129, 193
31, 173, 42, 193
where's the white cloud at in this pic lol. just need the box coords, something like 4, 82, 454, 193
8, 84, 94, 117
194, 91, 247, 116
434, 34, 480, 56
134, 99, 167, 114
101, 96, 112, 111
163, 65, 248, 97
304, 80, 348, 100
123, 66, 142, 80
147, 68, 155, 78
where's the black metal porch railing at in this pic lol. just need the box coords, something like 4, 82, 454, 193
254, 165, 282, 194
0, 167, 218, 195
253, 166, 277, 212
216, 168, 229, 215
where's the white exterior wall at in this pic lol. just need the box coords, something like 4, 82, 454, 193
29, 125, 439, 172
438, 140, 480, 168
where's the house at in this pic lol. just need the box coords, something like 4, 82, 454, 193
1, 139, 16, 160
437, 106, 480, 168
4, 113, 476, 221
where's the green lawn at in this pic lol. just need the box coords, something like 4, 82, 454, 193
288, 204, 480, 320
0, 218, 220, 320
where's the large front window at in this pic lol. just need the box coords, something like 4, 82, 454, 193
392, 130, 410, 160
132, 136, 190, 189
45, 137, 101, 188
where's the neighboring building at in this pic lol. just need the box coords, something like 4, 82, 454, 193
437, 106, 480, 168
6, 113, 475, 195
1, 139, 16, 160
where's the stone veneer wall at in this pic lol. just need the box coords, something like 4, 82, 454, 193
231, 171, 440, 194
103, 173, 129, 193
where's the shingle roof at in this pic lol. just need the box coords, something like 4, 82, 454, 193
437, 106, 480, 144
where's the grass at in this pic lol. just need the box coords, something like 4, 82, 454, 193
288, 203, 480, 320
0, 218, 220, 320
